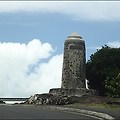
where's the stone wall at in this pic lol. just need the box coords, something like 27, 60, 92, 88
49, 88, 98, 97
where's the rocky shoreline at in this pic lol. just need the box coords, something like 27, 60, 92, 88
23, 93, 120, 106
24, 93, 82, 105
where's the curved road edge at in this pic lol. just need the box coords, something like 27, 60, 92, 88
43, 106, 115, 120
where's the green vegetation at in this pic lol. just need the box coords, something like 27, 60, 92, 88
86, 45, 120, 97
66, 103, 120, 110
105, 73, 120, 98
65, 94, 120, 110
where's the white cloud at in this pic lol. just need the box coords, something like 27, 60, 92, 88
0, 1, 120, 21
0, 39, 63, 97
107, 41, 120, 48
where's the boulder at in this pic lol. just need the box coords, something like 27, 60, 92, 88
0, 100, 5, 104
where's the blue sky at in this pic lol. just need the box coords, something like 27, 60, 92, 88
0, 1, 120, 59
0, 1, 120, 97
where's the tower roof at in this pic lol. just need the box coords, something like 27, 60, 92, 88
68, 32, 82, 40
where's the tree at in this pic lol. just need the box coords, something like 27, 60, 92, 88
105, 73, 120, 98
86, 46, 120, 96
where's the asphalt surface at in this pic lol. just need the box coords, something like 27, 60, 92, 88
0, 105, 99, 119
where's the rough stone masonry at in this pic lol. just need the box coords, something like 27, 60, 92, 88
61, 32, 86, 89
49, 32, 96, 96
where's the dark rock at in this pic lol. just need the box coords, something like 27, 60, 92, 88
24, 93, 88, 105
0, 100, 5, 104
24, 93, 120, 106
107, 101, 120, 105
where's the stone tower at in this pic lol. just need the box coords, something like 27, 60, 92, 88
61, 32, 86, 89
49, 32, 96, 96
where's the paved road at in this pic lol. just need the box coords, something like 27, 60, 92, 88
0, 105, 98, 119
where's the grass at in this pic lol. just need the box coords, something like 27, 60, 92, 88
65, 103, 120, 110
64, 95, 120, 111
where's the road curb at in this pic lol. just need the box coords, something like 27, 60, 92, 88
45, 106, 115, 120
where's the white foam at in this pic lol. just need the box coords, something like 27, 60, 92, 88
5, 101, 25, 104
